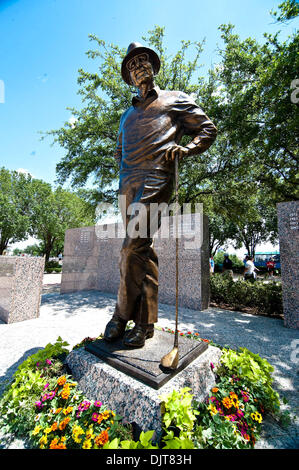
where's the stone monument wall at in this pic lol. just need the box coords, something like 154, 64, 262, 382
277, 200, 299, 329
61, 213, 210, 310
0, 256, 45, 323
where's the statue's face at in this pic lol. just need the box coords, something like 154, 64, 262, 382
127, 53, 154, 87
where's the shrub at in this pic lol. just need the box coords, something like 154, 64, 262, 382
213, 253, 244, 272
210, 273, 283, 316
45, 260, 61, 270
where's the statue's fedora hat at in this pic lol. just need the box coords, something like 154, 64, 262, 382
121, 42, 160, 85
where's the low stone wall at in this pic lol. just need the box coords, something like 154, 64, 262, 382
0, 256, 45, 323
277, 200, 299, 329
61, 213, 210, 310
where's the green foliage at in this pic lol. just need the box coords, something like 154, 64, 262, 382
0, 168, 33, 254
271, 0, 299, 23
220, 347, 280, 414
30, 182, 95, 262
0, 338, 69, 437
210, 273, 283, 316
213, 252, 244, 269
45, 260, 61, 269
194, 412, 248, 449
159, 387, 198, 449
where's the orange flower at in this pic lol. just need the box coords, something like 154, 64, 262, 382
222, 397, 233, 409
51, 422, 58, 432
244, 434, 250, 441
59, 417, 71, 431
95, 430, 109, 447
57, 376, 67, 386
212, 387, 219, 393
50, 437, 67, 449
61, 385, 71, 400
55, 408, 62, 414
97, 414, 104, 424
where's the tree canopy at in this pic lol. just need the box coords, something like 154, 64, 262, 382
44, 1, 298, 255
0, 167, 95, 259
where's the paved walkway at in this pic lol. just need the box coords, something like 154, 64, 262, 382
0, 279, 298, 449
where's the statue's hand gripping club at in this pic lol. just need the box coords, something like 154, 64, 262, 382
164, 144, 189, 162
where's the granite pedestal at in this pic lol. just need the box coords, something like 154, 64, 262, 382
0, 256, 45, 324
61, 212, 209, 310
85, 329, 208, 389
66, 335, 222, 437
277, 201, 299, 329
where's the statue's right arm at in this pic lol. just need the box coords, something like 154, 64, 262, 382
114, 127, 122, 167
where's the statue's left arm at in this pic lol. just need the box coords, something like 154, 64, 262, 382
165, 92, 217, 161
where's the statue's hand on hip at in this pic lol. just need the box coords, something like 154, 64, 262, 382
164, 145, 189, 161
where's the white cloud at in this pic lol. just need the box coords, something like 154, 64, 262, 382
69, 116, 78, 128
16, 168, 33, 177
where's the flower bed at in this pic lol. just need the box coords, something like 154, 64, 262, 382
0, 331, 290, 449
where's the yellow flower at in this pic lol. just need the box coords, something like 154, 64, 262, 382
63, 406, 73, 415
44, 427, 52, 434
86, 429, 95, 441
207, 404, 218, 416
251, 411, 262, 423
32, 426, 42, 435
39, 435, 48, 445
102, 410, 110, 420
82, 439, 92, 449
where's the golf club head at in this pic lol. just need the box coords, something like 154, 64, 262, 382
160, 347, 179, 370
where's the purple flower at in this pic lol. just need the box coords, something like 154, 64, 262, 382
78, 400, 91, 412
47, 391, 56, 400
94, 401, 102, 408
43, 383, 49, 390
46, 359, 52, 366
35, 401, 43, 409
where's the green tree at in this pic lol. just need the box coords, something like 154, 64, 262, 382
271, 0, 299, 23
0, 168, 33, 255
30, 181, 95, 262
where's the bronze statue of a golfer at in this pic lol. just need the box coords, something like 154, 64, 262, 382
104, 42, 217, 347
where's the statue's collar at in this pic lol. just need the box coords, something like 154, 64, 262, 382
132, 85, 160, 107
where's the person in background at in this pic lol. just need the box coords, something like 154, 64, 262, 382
266, 257, 275, 277
209, 256, 215, 274
243, 254, 249, 266
244, 255, 259, 281
222, 254, 233, 277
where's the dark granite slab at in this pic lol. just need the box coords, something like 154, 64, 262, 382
85, 329, 208, 389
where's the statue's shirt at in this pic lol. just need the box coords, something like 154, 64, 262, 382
114, 86, 217, 175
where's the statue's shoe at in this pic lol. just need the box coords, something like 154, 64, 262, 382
104, 315, 127, 342
123, 324, 154, 348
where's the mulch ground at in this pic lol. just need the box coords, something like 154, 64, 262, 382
209, 301, 283, 320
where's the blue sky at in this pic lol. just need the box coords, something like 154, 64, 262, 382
0, 0, 298, 188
